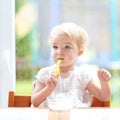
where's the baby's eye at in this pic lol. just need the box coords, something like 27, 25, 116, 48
52, 45, 58, 50
65, 45, 71, 49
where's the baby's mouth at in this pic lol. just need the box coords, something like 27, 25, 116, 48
57, 58, 64, 61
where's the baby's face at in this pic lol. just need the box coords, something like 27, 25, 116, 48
51, 35, 80, 68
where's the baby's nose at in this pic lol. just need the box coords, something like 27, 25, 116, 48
57, 48, 64, 53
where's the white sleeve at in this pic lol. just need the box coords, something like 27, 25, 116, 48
35, 68, 49, 83
35, 66, 55, 83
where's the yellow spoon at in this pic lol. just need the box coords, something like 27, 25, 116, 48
55, 59, 62, 77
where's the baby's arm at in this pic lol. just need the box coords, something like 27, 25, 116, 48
97, 69, 111, 100
87, 69, 111, 101
31, 73, 58, 107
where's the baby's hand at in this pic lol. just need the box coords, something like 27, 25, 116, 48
97, 69, 111, 82
45, 73, 58, 89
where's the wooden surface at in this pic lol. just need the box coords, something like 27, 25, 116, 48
48, 110, 70, 120
8, 91, 31, 107
0, 108, 119, 120
91, 96, 110, 107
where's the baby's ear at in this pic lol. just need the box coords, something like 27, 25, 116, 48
78, 49, 84, 56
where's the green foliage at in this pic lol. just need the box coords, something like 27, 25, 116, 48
16, 33, 31, 57
16, 0, 32, 61
15, 0, 28, 13
16, 66, 40, 80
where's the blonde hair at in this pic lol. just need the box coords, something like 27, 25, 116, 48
49, 23, 89, 51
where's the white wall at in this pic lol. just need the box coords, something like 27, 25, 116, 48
0, 0, 15, 107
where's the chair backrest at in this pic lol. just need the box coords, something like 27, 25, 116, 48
8, 91, 31, 107
91, 96, 110, 107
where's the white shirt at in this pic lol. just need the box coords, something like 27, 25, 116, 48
35, 65, 94, 108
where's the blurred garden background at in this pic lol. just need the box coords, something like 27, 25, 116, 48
15, 0, 120, 107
